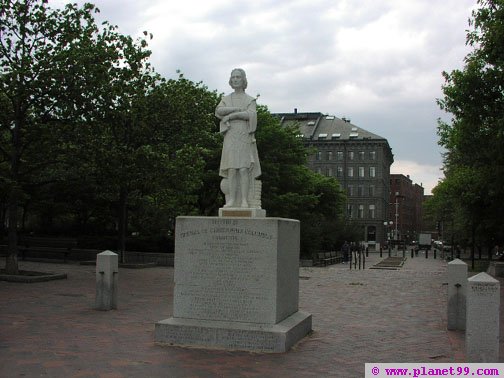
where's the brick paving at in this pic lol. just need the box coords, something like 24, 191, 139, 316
0, 252, 502, 377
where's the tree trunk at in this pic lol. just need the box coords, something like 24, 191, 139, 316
21, 202, 28, 231
4, 99, 26, 275
5, 190, 19, 275
5, 120, 21, 275
117, 186, 128, 264
0, 204, 6, 236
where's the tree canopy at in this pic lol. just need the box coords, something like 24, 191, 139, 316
433, 0, 504, 251
1, 0, 125, 273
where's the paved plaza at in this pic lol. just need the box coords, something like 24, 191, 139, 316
1, 253, 502, 377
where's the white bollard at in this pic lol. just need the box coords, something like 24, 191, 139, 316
95, 250, 118, 310
466, 272, 500, 362
447, 259, 467, 330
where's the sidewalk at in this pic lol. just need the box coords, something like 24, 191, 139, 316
0, 254, 501, 377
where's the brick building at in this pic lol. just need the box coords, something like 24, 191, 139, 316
275, 111, 394, 247
388, 174, 425, 244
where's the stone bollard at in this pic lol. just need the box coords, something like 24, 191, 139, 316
466, 272, 500, 362
447, 259, 467, 330
95, 250, 118, 310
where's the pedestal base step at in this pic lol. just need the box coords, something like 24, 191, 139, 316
155, 311, 312, 353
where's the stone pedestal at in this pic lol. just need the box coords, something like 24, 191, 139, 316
218, 207, 266, 218
466, 272, 500, 362
95, 250, 118, 310
155, 216, 312, 352
447, 259, 467, 330
487, 261, 504, 277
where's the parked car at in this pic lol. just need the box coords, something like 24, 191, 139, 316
433, 240, 452, 252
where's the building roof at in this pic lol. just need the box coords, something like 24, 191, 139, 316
274, 111, 388, 142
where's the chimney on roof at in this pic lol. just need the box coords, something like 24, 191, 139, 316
294, 108, 298, 114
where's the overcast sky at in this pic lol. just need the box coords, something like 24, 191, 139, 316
53, 0, 476, 194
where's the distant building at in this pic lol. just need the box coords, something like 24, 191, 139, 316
275, 111, 394, 247
388, 174, 425, 243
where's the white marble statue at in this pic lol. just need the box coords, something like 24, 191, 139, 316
215, 68, 261, 208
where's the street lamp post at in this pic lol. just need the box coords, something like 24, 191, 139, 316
383, 221, 387, 247
394, 196, 399, 240
383, 221, 393, 247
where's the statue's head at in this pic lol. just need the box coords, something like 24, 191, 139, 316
229, 68, 248, 90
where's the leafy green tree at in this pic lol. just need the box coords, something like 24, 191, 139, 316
108, 75, 220, 254
0, 0, 162, 271
0, 0, 114, 273
11, 71, 220, 257
143, 74, 221, 222
436, 0, 504, 251
45, 73, 220, 255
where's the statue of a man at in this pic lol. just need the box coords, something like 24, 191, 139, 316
215, 68, 261, 208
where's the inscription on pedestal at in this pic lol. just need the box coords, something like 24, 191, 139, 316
216, 329, 279, 351
174, 217, 282, 324
159, 325, 216, 344
469, 282, 499, 295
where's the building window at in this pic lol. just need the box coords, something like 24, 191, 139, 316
337, 166, 343, 178
347, 185, 354, 197
358, 166, 365, 178
316, 167, 322, 174
347, 204, 353, 219
358, 185, 364, 197
348, 151, 354, 160
359, 151, 365, 160
369, 204, 376, 219
367, 226, 376, 242
316, 151, 322, 161
369, 185, 375, 197
326, 167, 332, 176
358, 204, 364, 219
370, 151, 376, 160
337, 151, 344, 160
369, 166, 376, 178
327, 151, 333, 160
347, 167, 354, 177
